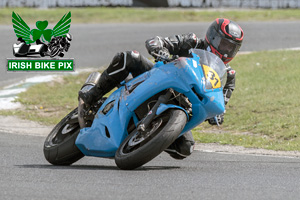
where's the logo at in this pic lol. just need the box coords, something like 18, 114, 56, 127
7, 12, 74, 72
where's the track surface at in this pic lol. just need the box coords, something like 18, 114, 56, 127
1, 132, 300, 200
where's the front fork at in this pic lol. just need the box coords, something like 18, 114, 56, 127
137, 89, 173, 132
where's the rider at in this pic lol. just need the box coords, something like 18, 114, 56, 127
48, 33, 73, 57
78, 18, 244, 160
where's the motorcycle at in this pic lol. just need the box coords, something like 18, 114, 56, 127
48, 34, 72, 58
43, 49, 227, 170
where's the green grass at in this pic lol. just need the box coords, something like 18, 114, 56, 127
1, 7, 300, 24
193, 50, 300, 151
1, 50, 300, 151
0, 73, 88, 125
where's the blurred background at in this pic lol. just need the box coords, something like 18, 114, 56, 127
2, 0, 300, 9
1, 0, 300, 87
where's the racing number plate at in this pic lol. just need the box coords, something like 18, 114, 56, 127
202, 64, 221, 89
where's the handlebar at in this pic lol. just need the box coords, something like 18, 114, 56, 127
151, 52, 172, 63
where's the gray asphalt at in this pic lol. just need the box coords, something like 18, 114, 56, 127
1, 21, 300, 199
1, 132, 300, 200
1, 21, 300, 86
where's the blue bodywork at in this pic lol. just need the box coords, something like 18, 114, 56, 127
75, 49, 226, 158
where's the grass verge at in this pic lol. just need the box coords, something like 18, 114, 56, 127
194, 50, 300, 151
0, 73, 89, 125
1, 7, 300, 24
1, 50, 300, 151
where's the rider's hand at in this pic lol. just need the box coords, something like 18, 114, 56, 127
155, 48, 170, 61
207, 114, 224, 125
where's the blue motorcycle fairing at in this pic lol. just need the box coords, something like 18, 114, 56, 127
76, 89, 130, 157
124, 56, 208, 112
75, 49, 226, 158
156, 103, 189, 121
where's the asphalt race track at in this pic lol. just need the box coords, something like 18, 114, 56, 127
1, 21, 300, 199
1, 132, 300, 200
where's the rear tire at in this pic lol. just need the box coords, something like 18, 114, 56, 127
115, 109, 187, 170
43, 108, 84, 165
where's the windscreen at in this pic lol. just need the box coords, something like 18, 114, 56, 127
191, 49, 227, 90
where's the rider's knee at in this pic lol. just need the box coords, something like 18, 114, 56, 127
110, 52, 125, 69
109, 50, 140, 69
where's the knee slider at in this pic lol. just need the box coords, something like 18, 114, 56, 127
129, 50, 140, 59
110, 52, 125, 68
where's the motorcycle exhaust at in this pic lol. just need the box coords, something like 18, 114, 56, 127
80, 71, 101, 91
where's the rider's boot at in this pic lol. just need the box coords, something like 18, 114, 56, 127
165, 131, 195, 160
78, 70, 118, 106
78, 52, 127, 105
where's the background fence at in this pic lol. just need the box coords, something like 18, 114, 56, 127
1, 0, 300, 8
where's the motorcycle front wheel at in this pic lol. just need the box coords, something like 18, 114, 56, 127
43, 108, 84, 165
50, 46, 60, 58
115, 109, 187, 170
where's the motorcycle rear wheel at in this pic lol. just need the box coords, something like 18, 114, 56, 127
115, 109, 187, 170
43, 108, 84, 165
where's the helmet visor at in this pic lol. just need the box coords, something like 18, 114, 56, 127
210, 30, 241, 59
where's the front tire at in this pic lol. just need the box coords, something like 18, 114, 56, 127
43, 108, 84, 165
50, 46, 60, 58
115, 109, 187, 170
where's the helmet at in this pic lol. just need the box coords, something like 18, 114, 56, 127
66, 33, 73, 42
204, 18, 244, 64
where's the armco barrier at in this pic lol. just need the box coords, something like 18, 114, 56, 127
1, 0, 300, 8
132, 0, 168, 7
167, 0, 300, 8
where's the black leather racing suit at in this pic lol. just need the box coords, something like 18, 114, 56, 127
103, 33, 236, 159
106, 33, 236, 105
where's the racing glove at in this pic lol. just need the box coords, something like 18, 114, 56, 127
155, 47, 170, 62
